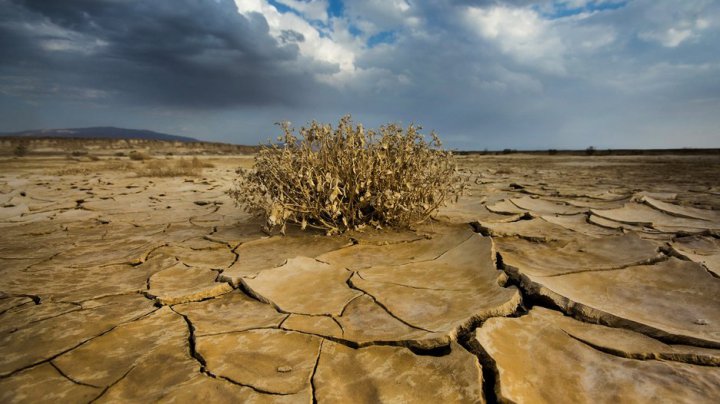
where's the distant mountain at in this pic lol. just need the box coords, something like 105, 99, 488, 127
0, 127, 199, 142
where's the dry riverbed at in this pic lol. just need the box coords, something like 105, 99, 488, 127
1, 152, 719, 403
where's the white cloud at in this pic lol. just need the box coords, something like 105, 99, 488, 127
635, 0, 717, 47
344, 0, 414, 35
639, 19, 709, 48
319, 66, 411, 93
642, 27, 693, 48
234, 0, 358, 81
465, 6, 567, 74
233, 0, 413, 87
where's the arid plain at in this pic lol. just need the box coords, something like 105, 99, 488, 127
1, 141, 719, 403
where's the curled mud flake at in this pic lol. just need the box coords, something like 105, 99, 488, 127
474, 308, 720, 403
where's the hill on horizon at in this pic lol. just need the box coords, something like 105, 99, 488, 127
0, 127, 199, 142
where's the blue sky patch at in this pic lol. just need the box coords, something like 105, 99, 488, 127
367, 30, 397, 47
327, 0, 344, 18
348, 24, 363, 37
267, 0, 294, 15
539, 0, 628, 19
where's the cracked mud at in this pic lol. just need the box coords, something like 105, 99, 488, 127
1, 153, 719, 403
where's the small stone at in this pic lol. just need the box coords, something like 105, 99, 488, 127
277, 366, 292, 373
695, 319, 709, 326
194, 200, 209, 206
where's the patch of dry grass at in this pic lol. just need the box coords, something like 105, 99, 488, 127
135, 157, 213, 177
102, 160, 135, 171
54, 166, 92, 176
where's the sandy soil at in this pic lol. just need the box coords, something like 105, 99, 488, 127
1, 150, 719, 403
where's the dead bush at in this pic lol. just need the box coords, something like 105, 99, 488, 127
191, 157, 215, 168
129, 151, 150, 161
228, 115, 465, 235
135, 157, 210, 177
13, 143, 28, 157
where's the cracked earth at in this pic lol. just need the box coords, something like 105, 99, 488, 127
1, 153, 719, 403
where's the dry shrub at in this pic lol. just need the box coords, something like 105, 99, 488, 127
135, 157, 211, 177
228, 116, 464, 235
13, 143, 28, 157
191, 157, 215, 168
129, 150, 150, 161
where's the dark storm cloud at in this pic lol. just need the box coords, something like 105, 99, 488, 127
0, 0, 325, 108
0, 0, 718, 149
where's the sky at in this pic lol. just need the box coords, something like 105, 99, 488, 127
0, 0, 718, 150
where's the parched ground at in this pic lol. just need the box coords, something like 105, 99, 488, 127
1, 152, 719, 403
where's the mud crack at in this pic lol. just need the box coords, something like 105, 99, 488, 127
345, 276, 434, 333
0, 307, 160, 379
563, 331, 720, 367
310, 339, 324, 404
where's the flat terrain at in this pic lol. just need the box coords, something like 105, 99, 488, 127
1, 150, 719, 403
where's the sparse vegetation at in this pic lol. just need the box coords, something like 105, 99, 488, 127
135, 157, 213, 177
13, 143, 28, 157
228, 115, 465, 235
54, 167, 92, 176
129, 150, 150, 161
102, 160, 135, 171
